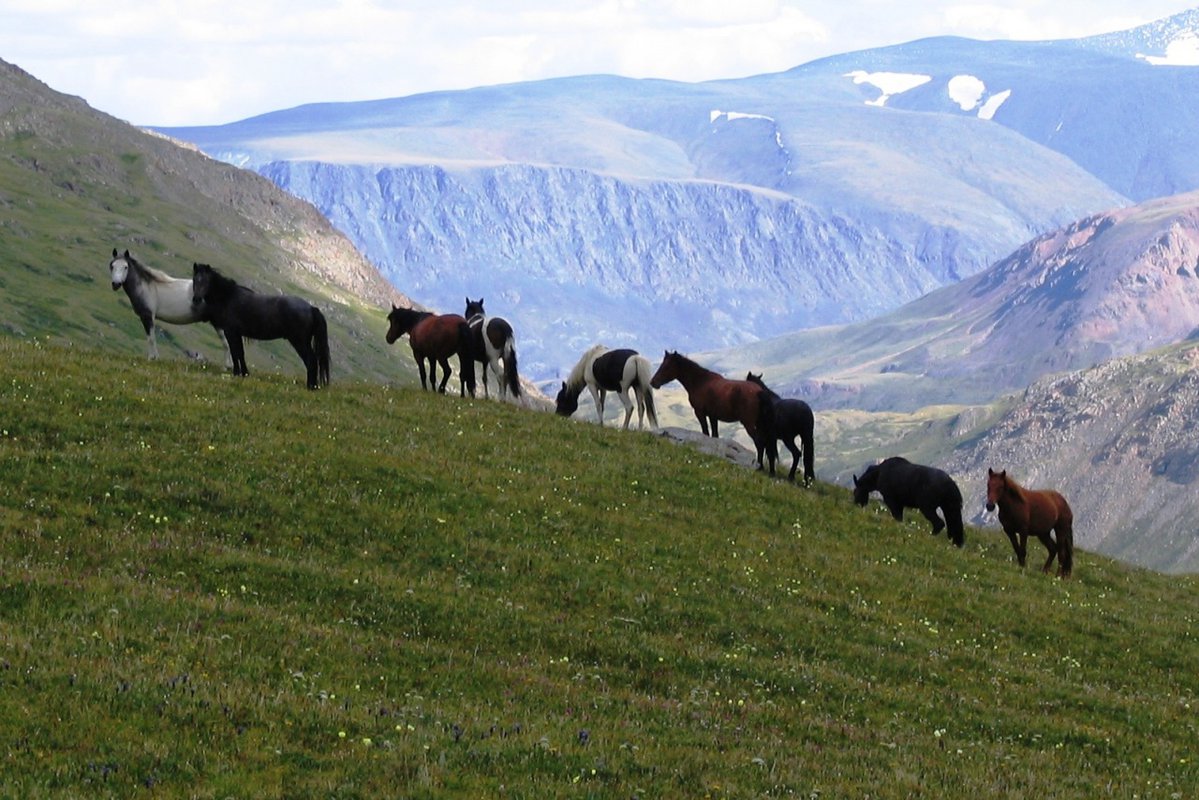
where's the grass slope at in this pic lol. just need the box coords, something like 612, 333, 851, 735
1, 338, 1197, 798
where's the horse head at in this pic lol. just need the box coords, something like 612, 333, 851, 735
851, 464, 878, 506
650, 350, 681, 389
108, 248, 132, 290
191, 263, 215, 303
384, 305, 420, 344
985, 468, 1007, 512
465, 297, 485, 320
554, 381, 581, 417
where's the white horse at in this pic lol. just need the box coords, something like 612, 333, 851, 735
555, 344, 659, 430
464, 297, 521, 400
108, 249, 229, 364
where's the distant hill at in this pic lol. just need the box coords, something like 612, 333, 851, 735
156, 20, 1183, 376
705, 190, 1199, 412
0, 58, 413, 385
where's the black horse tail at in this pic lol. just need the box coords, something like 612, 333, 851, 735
756, 389, 778, 472
503, 339, 521, 399
312, 307, 331, 386
945, 481, 965, 547
457, 320, 476, 398
800, 408, 815, 487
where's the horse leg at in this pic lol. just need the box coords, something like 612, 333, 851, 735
1038, 532, 1058, 574
416, 358, 429, 390
710, 418, 719, 438
886, 501, 904, 522
616, 389, 635, 430
136, 312, 159, 359
784, 438, 801, 483
437, 358, 452, 393
211, 324, 233, 369
633, 387, 646, 430
694, 409, 710, 436
289, 336, 318, 389
919, 506, 946, 537
587, 385, 604, 426
226, 333, 247, 377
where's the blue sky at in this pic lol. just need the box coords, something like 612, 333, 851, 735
1, 1, 1196, 126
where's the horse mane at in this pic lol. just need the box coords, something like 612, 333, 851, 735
745, 371, 779, 399
565, 344, 609, 391
666, 351, 712, 375
195, 264, 241, 302
125, 254, 176, 285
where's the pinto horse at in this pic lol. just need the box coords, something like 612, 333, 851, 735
191, 263, 330, 389
650, 350, 775, 473
986, 468, 1074, 577
108, 249, 230, 364
853, 456, 964, 547
464, 298, 520, 400
556, 344, 658, 430
385, 306, 475, 395
746, 372, 815, 486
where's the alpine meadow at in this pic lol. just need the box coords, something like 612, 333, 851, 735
5, 7, 1199, 799
1, 338, 1197, 798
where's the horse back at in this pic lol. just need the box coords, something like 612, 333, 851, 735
412, 313, 467, 357
881, 459, 960, 509
591, 348, 637, 391
1031, 489, 1072, 529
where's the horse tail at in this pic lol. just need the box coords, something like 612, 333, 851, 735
503, 337, 521, 398
633, 355, 659, 429
800, 405, 815, 486
457, 320, 476, 397
944, 479, 963, 546
1057, 497, 1075, 577
312, 308, 331, 386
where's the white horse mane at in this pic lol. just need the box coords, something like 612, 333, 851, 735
123, 255, 178, 285
565, 344, 609, 390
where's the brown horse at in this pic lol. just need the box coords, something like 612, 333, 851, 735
985, 468, 1074, 578
385, 305, 475, 395
650, 351, 776, 474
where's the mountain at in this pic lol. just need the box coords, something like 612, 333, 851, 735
156, 21, 1186, 377
0, 58, 411, 383
705, 190, 1199, 412
943, 340, 1199, 574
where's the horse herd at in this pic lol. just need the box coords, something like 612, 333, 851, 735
107, 249, 1075, 579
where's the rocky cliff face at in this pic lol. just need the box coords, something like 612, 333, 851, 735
944, 343, 1199, 573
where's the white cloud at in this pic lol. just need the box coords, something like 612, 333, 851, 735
0, 0, 1195, 125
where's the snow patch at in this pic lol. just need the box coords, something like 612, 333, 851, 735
978, 90, 1011, 121
948, 75, 986, 111
710, 109, 776, 123
1139, 34, 1199, 65
844, 71, 931, 106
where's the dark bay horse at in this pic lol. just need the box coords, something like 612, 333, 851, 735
986, 468, 1074, 577
556, 344, 658, 430
464, 298, 520, 400
650, 351, 775, 473
853, 456, 964, 547
385, 305, 475, 395
108, 249, 229, 364
746, 372, 814, 486
191, 263, 330, 389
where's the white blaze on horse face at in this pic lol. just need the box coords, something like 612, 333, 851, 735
110, 258, 129, 289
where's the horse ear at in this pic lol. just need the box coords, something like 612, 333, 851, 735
853, 474, 859, 485
123, 249, 130, 258
112, 248, 118, 258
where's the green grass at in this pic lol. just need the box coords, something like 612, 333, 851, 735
1, 337, 1197, 798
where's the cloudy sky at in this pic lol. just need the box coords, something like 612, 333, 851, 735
1, 1, 1196, 126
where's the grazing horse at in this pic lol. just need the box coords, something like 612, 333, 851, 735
746, 372, 815, 486
650, 350, 775, 473
385, 305, 475, 395
556, 345, 659, 430
108, 249, 229, 364
853, 456, 964, 547
986, 468, 1074, 577
463, 298, 520, 400
191, 263, 330, 390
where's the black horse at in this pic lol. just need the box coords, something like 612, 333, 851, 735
191, 263, 330, 389
746, 372, 814, 486
853, 456, 964, 547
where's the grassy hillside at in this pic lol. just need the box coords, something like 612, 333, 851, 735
0, 58, 413, 386
1, 337, 1196, 798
